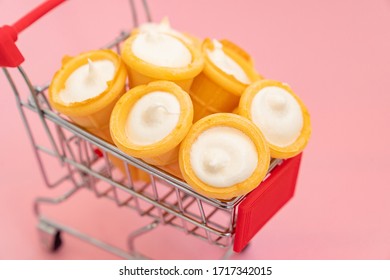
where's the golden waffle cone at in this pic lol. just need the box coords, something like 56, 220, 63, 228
49, 50, 149, 183
121, 33, 204, 92
189, 39, 260, 122
179, 113, 270, 200
110, 81, 193, 167
49, 50, 127, 130
238, 79, 311, 159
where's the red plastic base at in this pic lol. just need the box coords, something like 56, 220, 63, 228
233, 153, 302, 253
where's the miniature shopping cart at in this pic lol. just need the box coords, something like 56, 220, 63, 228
0, 0, 303, 259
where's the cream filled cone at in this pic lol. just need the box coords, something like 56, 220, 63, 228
179, 113, 270, 200
121, 31, 204, 92
131, 17, 202, 50
49, 50, 149, 182
49, 49, 127, 142
110, 81, 193, 166
238, 79, 311, 159
189, 39, 260, 122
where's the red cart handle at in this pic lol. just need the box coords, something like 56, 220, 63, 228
0, 0, 66, 67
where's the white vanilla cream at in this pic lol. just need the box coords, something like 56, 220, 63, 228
138, 17, 193, 45
206, 39, 250, 84
190, 126, 258, 187
251, 86, 303, 147
125, 91, 180, 145
132, 31, 192, 68
59, 59, 115, 104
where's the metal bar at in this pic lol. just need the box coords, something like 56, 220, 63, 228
34, 85, 53, 110
158, 188, 176, 205
81, 138, 95, 189
102, 151, 121, 204
18, 66, 63, 164
127, 220, 159, 256
228, 206, 236, 234
141, 0, 152, 22
175, 189, 189, 233
150, 175, 165, 223
196, 199, 213, 243
128, 0, 138, 28
40, 217, 143, 260
3, 68, 58, 189
123, 162, 142, 214
117, 195, 135, 207
34, 186, 81, 216
103, 31, 130, 50
56, 126, 85, 188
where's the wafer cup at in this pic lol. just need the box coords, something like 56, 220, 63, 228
49, 50, 149, 182
110, 81, 193, 166
238, 79, 311, 159
179, 113, 270, 200
49, 50, 127, 139
121, 33, 204, 92
189, 39, 260, 122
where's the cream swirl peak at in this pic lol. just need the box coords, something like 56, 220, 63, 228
190, 126, 258, 187
59, 59, 115, 104
250, 86, 304, 147
125, 91, 181, 145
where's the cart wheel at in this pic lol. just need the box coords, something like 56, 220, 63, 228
51, 231, 63, 252
37, 221, 63, 252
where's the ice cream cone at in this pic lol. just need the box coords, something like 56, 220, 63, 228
121, 32, 204, 92
49, 49, 127, 136
238, 79, 311, 159
189, 39, 260, 122
49, 50, 149, 182
110, 81, 193, 166
179, 113, 270, 200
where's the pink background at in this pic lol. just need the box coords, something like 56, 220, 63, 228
1, 0, 390, 259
